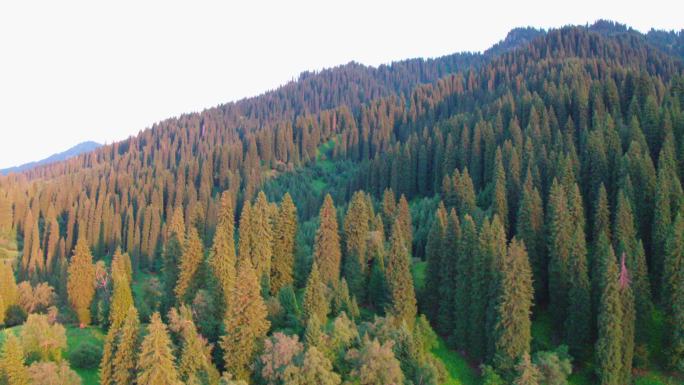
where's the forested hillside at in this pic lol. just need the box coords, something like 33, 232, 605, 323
1, 21, 683, 385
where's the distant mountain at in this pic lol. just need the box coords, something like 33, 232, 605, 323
0, 141, 101, 175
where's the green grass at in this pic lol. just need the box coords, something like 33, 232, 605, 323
1, 325, 103, 385
412, 261, 426, 290
431, 337, 479, 385
66, 326, 105, 385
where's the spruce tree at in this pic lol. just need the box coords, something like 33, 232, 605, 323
137, 312, 181, 385
163, 207, 185, 312
516, 170, 545, 303
100, 324, 118, 385
437, 208, 460, 336
469, 218, 491, 362
220, 258, 270, 381
177, 307, 220, 385
237, 202, 253, 264
546, 180, 571, 331
424, 202, 447, 322
663, 211, 684, 371
67, 236, 96, 326
250, 191, 273, 281
618, 254, 635, 385
494, 238, 533, 376
175, 226, 203, 303
513, 352, 540, 385
454, 214, 476, 348
113, 306, 141, 385
109, 250, 134, 328
492, 148, 509, 234
595, 235, 623, 385
0, 263, 18, 326
386, 218, 417, 328
271, 193, 297, 294
484, 215, 508, 362
313, 194, 342, 286
565, 183, 591, 357
210, 191, 237, 315
614, 190, 652, 347
303, 262, 329, 325
594, 184, 611, 243
396, 194, 413, 253
343, 191, 371, 300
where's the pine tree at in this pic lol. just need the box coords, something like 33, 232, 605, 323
67, 236, 96, 326
220, 258, 270, 381
313, 194, 342, 286
303, 262, 329, 325
595, 235, 623, 385
0, 333, 30, 385
663, 211, 684, 371
210, 191, 237, 315
493, 238, 533, 376
137, 312, 181, 385
386, 219, 417, 328
271, 193, 297, 294
175, 226, 204, 303
113, 306, 141, 385
109, 248, 134, 328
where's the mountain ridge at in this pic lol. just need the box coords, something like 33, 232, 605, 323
0, 141, 101, 175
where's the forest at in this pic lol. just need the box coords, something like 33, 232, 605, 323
0, 20, 684, 385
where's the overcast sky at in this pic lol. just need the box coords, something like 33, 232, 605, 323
0, 0, 681, 168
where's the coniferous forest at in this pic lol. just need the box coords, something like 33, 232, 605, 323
1, 20, 684, 385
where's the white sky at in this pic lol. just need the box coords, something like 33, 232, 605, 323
0, 0, 681, 168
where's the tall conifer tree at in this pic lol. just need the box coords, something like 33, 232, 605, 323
313, 194, 342, 286
271, 193, 297, 294
67, 236, 96, 326
210, 191, 237, 315
220, 258, 270, 381
137, 312, 181, 385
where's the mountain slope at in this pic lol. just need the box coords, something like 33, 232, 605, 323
0, 21, 683, 385
0, 141, 101, 175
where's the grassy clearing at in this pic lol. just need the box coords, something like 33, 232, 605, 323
432, 337, 479, 385
412, 260, 426, 290
66, 326, 104, 385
